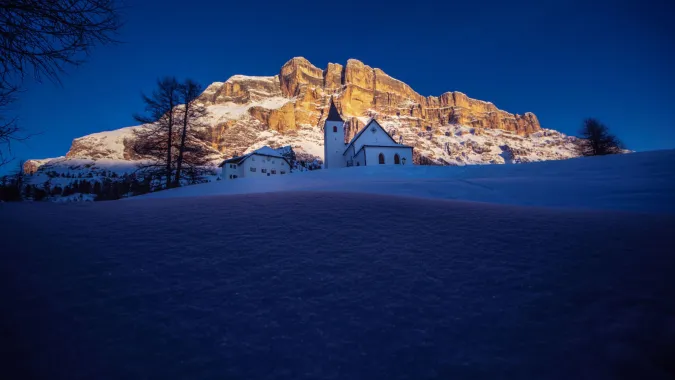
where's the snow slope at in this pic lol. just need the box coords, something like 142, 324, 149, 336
136, 149, 675, 214
1, 192, 674, 379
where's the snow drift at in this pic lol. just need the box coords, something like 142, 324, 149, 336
137, 149, 675, 214
1, 192, 674, 379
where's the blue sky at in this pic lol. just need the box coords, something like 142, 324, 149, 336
4, 0, 674, 173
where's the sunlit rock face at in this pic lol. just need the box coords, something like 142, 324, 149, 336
30, 57, 580, 170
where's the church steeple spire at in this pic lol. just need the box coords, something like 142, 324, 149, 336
326, 97, 343, 122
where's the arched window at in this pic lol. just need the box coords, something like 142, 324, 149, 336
378, 153, 385, 164
394, 154, 400, 165
333, 126, 337, 133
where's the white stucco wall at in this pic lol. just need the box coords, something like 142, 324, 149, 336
221, 163, 244, 179
324, 120, 347, 169
241, 154, 290, 178
363, 146, 413, 166
352, 121, 399, 153
352, 148, 366, 166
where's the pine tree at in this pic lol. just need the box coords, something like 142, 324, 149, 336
23, 184, 33, 199
33, 187, 47, 201
93, 181, 102, 195
51, 185, 62, 196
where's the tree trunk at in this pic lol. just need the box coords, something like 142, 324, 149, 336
174, 101, 190, 187
166, 100, 174, 189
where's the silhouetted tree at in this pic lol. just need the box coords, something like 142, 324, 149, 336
51, 185, 62, 196
1, 0, 122, 166
577, 118, 625, 156
173, 79, 212, 186
132, 176, 152, 196
33, 186, 47, 201
133, 77, 216, 188
133, 77, 180, 189
0, 164, 22, 201
42, 180, 51, 196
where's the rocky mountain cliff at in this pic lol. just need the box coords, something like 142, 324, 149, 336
26, 57, 581, 173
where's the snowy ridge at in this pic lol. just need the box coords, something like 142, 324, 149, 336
136, 150, 675, 215
66, 125, 141, 160
226, 74, 279, 83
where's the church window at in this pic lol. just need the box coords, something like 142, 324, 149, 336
333, 126, 337, 133
394, 154, 400, 165
379, 153, 385, 164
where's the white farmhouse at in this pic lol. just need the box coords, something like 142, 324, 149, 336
219, 146, 292, 180
324, 98, 414, 169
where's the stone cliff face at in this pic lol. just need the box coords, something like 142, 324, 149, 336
183, 57, 542, 158
49, 57, 571, 168
272, 57, 540, 135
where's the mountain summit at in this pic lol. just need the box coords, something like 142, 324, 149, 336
27, 57, 580, 173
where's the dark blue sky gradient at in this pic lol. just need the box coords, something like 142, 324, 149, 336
6, 0, 675, 169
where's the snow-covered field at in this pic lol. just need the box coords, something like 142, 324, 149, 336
1, 191, 674, 379
137, 150, 675, 214
1, 150, 674, 379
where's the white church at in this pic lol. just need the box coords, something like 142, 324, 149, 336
323, 98, 414, 169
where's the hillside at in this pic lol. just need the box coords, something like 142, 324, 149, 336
24, 57, 582, 176
136, 150, 675, 215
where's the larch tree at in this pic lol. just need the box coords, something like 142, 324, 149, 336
132, 76, 181, 189
173, 79, 212, 186
133, 77, 216, 189
577, 118, 625, 156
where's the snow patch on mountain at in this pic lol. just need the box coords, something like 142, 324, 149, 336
204, 97, 291, 123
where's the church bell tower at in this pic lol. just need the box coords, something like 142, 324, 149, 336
323, 98, 345, 169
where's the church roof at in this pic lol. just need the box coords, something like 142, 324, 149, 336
342, 119, 399, 155
326, 98, 343, 122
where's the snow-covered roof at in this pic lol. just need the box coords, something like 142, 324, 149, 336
253, 146, 284, 157
219, 146, 290, 167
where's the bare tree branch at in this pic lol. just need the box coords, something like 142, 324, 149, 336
0, 0, 122, 166
577, 118, 625, 156
1, 0, 122, 87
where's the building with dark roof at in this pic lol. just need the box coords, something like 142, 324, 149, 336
323, 98, 413, 169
